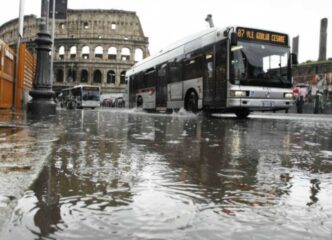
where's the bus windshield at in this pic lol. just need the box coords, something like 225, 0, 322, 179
230, 41, 291, 88
82, 87, 100, 101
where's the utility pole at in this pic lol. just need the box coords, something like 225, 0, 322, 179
27, 0, 56, 117
50, 0, 55, 83
13, 0, 25, 111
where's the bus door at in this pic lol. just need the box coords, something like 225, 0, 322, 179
214, 41, 227, 108
129, 76, 136, 108
203, 48, 214, 106
156, 64, 167, 108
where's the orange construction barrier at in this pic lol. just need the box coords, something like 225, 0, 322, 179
0, 40, 15, 109
0, 40, 35, 110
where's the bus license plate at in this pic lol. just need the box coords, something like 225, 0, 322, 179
262, 101, 274, 107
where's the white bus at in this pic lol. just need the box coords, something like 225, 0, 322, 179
59, 85, 100, 109
126, 26, 297, 118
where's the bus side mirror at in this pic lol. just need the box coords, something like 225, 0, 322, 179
291, 53, 298, 65
230, 32, 238, 46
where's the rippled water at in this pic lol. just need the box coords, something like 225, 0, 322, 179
2, 109, 332, 239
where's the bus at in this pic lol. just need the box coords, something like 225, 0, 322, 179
59, 85, 100, 109
126, 26, 297, 118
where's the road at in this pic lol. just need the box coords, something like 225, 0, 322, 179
1, 108, 332, 239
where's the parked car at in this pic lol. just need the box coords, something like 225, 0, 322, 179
102, 98, 113, 107
113, 97, 125, 108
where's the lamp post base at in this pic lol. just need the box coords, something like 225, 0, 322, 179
27, 98, 56, 116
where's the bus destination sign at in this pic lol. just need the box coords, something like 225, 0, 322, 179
236, 27, 288, 46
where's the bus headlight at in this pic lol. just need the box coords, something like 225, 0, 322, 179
284, 93, 293, 99
230, 90, 247, 97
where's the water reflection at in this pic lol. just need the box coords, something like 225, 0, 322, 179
3, 109, 332, 239
32, 167, 61, 237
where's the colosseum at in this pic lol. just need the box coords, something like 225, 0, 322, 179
0, 9, 149, 94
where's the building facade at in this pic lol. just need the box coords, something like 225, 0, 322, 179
0, 9, 149, 94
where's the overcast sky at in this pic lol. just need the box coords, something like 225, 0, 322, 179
0, 0, 331, 62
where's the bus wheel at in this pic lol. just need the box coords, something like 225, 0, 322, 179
235, 109, 250, 119
137, 96, 143, 108
185, 91, 198, 113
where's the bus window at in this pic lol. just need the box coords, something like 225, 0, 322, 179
169, 61, 181, 83
263, 54, 288, 72
144, 68, 156, 88
231, 47, 246, 84
134, 72, 144, 90
156, 64, 168, 107
206, 54, 213, 79
203, 50, 214, 103
216, 42, 227, 79
183, 55, 203, 80
72, 87, 82, 100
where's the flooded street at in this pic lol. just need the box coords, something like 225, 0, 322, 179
2, 109, 332, 239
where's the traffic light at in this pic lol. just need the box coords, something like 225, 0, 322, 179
49, 0, 68, 19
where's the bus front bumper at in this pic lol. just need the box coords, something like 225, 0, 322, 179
227, 98, 294, 111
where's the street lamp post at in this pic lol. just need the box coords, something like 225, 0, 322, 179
27, 0, 56, 116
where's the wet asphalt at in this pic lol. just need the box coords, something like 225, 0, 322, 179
0, 108, 332, 239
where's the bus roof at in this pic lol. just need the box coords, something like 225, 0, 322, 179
126, 27, 228, 76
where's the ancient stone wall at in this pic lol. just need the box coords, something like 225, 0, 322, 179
0, 9, 149, 94
293, 60, 332, 85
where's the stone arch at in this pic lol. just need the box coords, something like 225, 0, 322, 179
81, 69, 89, 83
69, 46, 77, 59
59, 23, 65, 29
108, 47, 117, 60
59, 46, 65, 60
82, 46, 90, 59
94, 46, 103, 59
134, 48, 144, 62
83, 22, 89, 29
67, 69, 77, 82
56, 69, 64, 82
107, 70, 116, 84
120, 71, 126, 84
93, 70, 102, 83
121, 48, 130, 61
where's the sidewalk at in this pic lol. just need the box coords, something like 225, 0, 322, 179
0, 110, 63, 233
288, 101, 332, 114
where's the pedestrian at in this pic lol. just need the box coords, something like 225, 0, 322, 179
314, 90, 325, 114
295, 88, 304, 113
